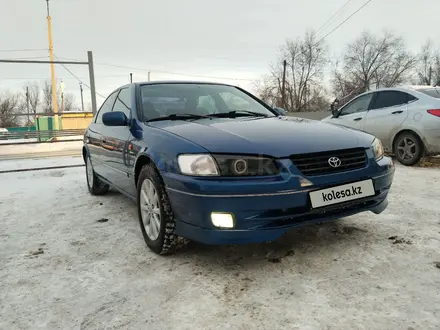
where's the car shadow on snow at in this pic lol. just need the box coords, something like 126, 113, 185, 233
173, 220, 370, 270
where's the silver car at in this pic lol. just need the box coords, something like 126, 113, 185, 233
322, 86, 440, 166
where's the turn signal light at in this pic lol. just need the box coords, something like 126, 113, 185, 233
427, 109, 440, 117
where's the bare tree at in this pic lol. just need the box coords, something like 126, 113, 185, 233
254, 75, 282, 107
41, 80, 78, 113
62, 93, 77, 112
416, 41, 440, 86
284, 31, 328, 111
333, 31, 416, 99
21, 82, 40, 123
0, 92, 23, 127
42, 80, 53, 113
257, 31, 329, 112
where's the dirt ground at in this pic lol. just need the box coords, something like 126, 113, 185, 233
0, 157, 439, 330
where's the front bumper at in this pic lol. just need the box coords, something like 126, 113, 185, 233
163, 156, 395, 245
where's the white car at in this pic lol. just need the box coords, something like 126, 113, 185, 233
322, 86, 440, 165
0, 128, 10, 140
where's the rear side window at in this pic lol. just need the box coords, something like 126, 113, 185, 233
370, 91, 412, 110
95, 91, 118, 123
416, 88, 440, 99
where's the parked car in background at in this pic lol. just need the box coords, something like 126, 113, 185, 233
0, 128, 10, 140
83, 81, 395, 255
272, 107, 287, 116
322, 86, 440, 165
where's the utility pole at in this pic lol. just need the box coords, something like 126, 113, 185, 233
281, 60, 287, 109
87, 51, 98, 115
60, 80, 65, 113
46, 0, 59, 129
79, 82, 85, 112
26, 86, 30, 126
148, 71, 151, 81
130, 73, 133, 83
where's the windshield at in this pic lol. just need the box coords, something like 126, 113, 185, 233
139, 83, 275, 121
416, 88, 440, 99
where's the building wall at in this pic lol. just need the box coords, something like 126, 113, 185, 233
61, 113, 94, 130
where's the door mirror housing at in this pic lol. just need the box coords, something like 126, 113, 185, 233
331, 109, 339, 117
273, 107, 287, 116
102, 111, 128, 126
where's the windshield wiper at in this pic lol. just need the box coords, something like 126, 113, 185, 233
146, 113, 211, 122
208, 110, 269, 118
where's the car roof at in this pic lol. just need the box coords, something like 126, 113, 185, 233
360, 86, 439, 94
135, 80, 237, 87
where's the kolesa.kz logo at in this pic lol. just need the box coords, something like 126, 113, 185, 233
322, 185, 363, 202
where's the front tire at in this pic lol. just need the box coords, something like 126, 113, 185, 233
85, 154, 109, 195
394, 132, 423, 166
137, 164, 178, 255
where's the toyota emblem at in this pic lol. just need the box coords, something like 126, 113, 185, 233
328, 156, 341, 168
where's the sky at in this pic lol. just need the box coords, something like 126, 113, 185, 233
1, 0, 439, 109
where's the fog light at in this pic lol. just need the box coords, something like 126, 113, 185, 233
211, 212, 234, 228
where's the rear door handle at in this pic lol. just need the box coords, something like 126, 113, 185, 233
391, 110, 403, 114
353, 117, 362, 121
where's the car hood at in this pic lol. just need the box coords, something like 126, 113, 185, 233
148, 116, 374, 157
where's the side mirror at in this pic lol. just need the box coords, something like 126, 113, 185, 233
331, 109, 339, 117
273, 107, 287, 116
102, 111, 127, 126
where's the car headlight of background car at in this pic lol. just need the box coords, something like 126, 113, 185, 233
177, 154, 280, 176
371, 138, 384, 161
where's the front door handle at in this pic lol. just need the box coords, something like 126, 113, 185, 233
353, 117, 362, 121
391, 110, 403, 114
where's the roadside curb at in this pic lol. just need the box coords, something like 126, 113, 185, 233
0, 150, 81, 161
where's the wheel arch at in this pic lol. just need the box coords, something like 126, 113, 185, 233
134, 153, 162, 187
82, 145, 89, 163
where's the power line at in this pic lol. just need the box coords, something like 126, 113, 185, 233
313, 0, 354, 37
0, 74, 128, 81
0, 48, 47, 52
54, 54, 106, 99
56, 56, 256, 82
2, 56, 49, 61
315, 0, 373, 45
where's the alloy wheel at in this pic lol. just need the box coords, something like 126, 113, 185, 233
139, 179, 161, 241
396, 136, 417, 161
86, 157, 94, 188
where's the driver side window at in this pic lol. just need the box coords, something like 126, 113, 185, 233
339, 93, 373, 116
95, 91, 118, 124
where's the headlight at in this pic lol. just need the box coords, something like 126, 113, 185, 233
371, 138, 384, 161
178, 154, 219, 176
212, 155, 280, 176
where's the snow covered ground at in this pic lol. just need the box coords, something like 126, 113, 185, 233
0, 155, 84, 172
0, 159, 440, 330
0, 141, 82, 159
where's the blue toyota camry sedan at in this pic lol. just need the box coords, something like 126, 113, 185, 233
83, 81, 395, 255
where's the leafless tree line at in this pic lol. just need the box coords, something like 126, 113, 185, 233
0, 80, 77, 127
257, 29, 440, 112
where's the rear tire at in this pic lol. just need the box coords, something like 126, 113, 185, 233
136, 164, 179, 255
393, 132, 423, 166
85, 154, 109, 195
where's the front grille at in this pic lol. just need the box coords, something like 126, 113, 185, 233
290, 148, 367, 176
